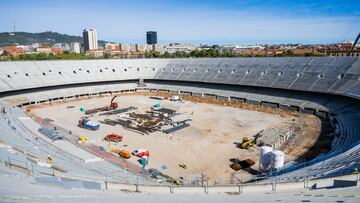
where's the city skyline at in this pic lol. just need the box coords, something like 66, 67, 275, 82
0, 0, 359, 45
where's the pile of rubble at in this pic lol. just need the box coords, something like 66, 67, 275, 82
254, 128, 291, 149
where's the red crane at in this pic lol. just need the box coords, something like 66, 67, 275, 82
85, 95, 119, 115
109, 96, 118, 109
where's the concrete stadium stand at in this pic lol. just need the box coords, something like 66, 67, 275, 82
0, 57, 360, 188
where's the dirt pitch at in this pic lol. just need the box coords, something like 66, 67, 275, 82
30, 94, 320, 183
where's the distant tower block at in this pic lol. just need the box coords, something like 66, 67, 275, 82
83, 28, 98, 51
146, 31, 157, 45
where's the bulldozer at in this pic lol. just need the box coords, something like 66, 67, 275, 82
240, 137, 254, 149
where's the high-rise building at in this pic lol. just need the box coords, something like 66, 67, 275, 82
83, 29, 98, 51
70, 42, 81, 53
146, 31, 157, 45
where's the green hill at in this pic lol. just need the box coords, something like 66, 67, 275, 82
0, 31, 108, 47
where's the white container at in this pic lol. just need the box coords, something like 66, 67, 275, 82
270, 150, 285, 170
259, 146, 273, 171
171, 95, 180, 101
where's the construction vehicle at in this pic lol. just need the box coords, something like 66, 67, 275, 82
78, 117, 100, 130
26, 106, 31, 112
230, 159, 255, 171
47, 155, 52, 165
109, 96, 119, 109
151, 103, 161, 110
104, 133, 123, 143
79, 135, 88, 143
179, 163, 187, 169
240, 137, 254, 149
132, 149, 150, 158
170, 95, 180, 101
85, 96, 119, 115
111, 148, 131, 159
79, 106, 86, 112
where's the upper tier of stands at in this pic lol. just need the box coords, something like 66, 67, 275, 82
0, 57, 359, 99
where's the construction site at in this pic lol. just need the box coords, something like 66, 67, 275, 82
28, 92, 323, 184
2, 55, 360, 202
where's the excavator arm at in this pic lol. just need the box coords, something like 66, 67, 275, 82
110, 96, 117, 104
109, 96, 118, 109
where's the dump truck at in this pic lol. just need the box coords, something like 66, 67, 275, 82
240, 137, 254, 149
85, 96, 119, 115
104, 133, 123, 143
111, 148, 131, 159
78, 117, 100, 130
230, 159, 256, 171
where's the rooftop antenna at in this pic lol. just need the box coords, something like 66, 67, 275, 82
9, 19, 15, 36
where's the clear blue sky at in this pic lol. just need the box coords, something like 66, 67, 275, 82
1, 0, 360, 45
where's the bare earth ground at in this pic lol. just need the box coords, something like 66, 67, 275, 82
30, 94, 319, 183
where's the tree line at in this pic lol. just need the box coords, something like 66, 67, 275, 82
145, 49, 324, 58
145, 49, 238, 58
1, 51, 95, 61
1, 48, 325, 61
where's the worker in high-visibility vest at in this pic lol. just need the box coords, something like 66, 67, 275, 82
47, 155, 52, 165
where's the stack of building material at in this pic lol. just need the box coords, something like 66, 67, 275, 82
254, 128, 290, 149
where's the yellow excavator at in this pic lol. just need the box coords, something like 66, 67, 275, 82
240, 137, 254, 149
